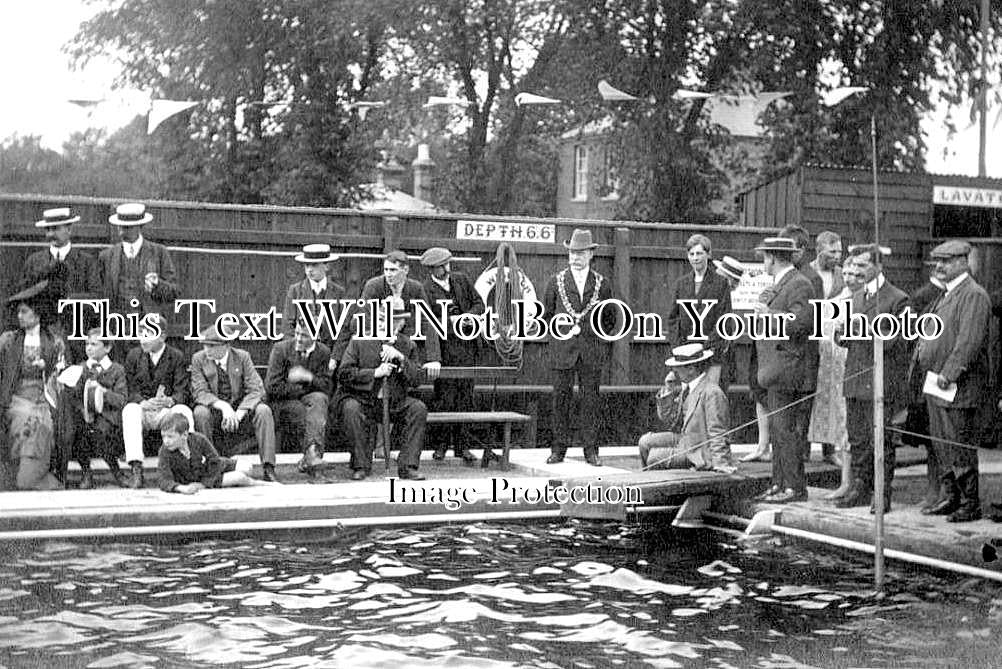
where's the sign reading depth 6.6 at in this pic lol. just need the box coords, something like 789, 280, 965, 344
457, 220, 555, 243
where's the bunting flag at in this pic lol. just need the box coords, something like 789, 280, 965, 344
423, 95, 468, 109
598, 80, 638, 102
821, 86, 868, 107
67, 97, 104, 108
514, 92, 561, 106
147, 99, 198, 134
706, 92, 790, 137
348, 100, 386, 120
673, 89, 715, 100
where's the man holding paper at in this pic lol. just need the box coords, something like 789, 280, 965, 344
915, 240, 991, 523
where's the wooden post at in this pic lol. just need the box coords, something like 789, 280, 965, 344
382, 216, 399, 253
612, 226, 631, 384
871, 115, 886, 590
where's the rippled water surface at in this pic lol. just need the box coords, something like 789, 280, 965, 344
2, 520, 1002, 668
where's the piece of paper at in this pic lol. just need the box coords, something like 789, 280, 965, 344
923, 371, 957, 403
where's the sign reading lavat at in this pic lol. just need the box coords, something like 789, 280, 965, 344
933, 185, 1002, 209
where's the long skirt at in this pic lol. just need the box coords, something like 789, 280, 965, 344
5, 383, 62, 491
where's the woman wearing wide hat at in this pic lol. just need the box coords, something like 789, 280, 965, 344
0, 281, 65, 490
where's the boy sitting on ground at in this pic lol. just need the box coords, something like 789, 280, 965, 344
157, 413, 267, 493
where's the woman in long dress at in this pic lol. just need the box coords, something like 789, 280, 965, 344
0, 283, 64, 490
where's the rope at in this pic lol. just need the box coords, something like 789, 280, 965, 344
490, 243, 524, 368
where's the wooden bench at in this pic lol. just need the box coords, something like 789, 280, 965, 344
426, 410, 535, 470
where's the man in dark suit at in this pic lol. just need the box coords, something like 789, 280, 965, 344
265, 322, 333, 481
282, 243, 350, 367
915, 239, 991, 522
97, 202, 180, 334
664, 233, 733, 391
542, 228, 616, 466
360, 250, 441, 376
334, 301, 427, 481
781, 225, 822, 463
121, 314, 193, 488
832, 244, 908, 512
752, 237, 816, 503
420, 246, 484, 464
22, 207, 100, 362
191, 325, 279, 482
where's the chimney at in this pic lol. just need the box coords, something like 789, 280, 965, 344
377, 154, 406, 191
411, 143, 435, 204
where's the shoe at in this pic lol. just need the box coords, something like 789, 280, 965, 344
480, 450, 499, 469
833, 479, 868, 508
947, 506, 982, 523
298, 444, 324, 473
262, 463, 280, 483
458, 448, 479, 466
398, 469, 425, 481
432, 446, 447, 461
110, 468, 128, 488
766, 488, 808, 504
127, 461, 144, 489
740, 449, 771, 463
585, 454, 602, 467
79, 470, 94, 490
350, 469, 368, 481
921, 472, 960, 516
946, 469, 981, 523
754, 484, 782, 501
546, 454, 565, 464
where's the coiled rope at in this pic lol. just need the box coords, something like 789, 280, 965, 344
491, 243, 524, 368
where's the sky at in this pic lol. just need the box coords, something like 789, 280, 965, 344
1, 1, 1000, 178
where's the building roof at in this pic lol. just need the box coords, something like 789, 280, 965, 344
357, 182, 436, 212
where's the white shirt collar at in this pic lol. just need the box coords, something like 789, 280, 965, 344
24, 325, 41, 347
431, 275, 451, 292
295, 342, 316, 356
148, 345, 166, 366
308, 277, 327, 293
122, 235, 144, 258
686, 371, 706, 393
50, 243, 71, 261
864, 274, 885, 295
213, 350, 229, 369
773, 265, 795, 284
88, 355, 112, 370
945, 271, 969, 293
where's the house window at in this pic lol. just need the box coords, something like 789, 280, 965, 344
602, 147, 620, 200
573, 145, 588, 200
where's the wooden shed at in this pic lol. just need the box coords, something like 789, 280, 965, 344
737, 164, 1002, 293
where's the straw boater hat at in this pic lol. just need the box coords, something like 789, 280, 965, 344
35, 207, 80, 228
753, 237, 798, 253
420, 247, 452, 267
847, 243, 892, 257
665, 342, 714, 367
295, 243, 339, 263
563, 228, 598, 251
109, 202, 153, 226
713, 256, 745, 282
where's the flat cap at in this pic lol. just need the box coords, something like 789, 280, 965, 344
385, 250, 409, 265
420, 247, 452, 267
929, 240, 971, 259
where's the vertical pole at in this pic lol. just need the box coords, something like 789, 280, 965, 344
979, 0, 990, 177
871, 115, 885, 590
612, 227, 631, 384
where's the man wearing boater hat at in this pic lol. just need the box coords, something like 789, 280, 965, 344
98, 202, 179, 330
282, 243, 350, 366
914, 239, 991, 522
420, 246, 485, 465
752, 236, 815, 503
22, 207, 100, 362
542, 228, 616, 466
638, 343, 736, 473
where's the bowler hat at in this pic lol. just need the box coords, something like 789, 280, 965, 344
563, 228, 598, 251
420, 247, 452, 267
35, 207, 80, 228
713, 256, 745, 282
929, 239, 972, 259
109, 202, 153, 226
754, 237, 798, 253
295, 243, 339, 263
665, 342, 714, 367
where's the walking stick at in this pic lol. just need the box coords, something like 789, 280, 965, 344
382, 386, 391, 474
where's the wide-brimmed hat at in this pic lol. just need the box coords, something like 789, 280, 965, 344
6, 280, 49, 305
295, 243, 339, 263
420, 247, 452, 267
563, 228, 598, 251
713, 256, 745, 282
35, 207, 80, 228
665, 342, 714, 367
754, 237, 798, 253
929, 239, 971, 260
109, 202, 153, 226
